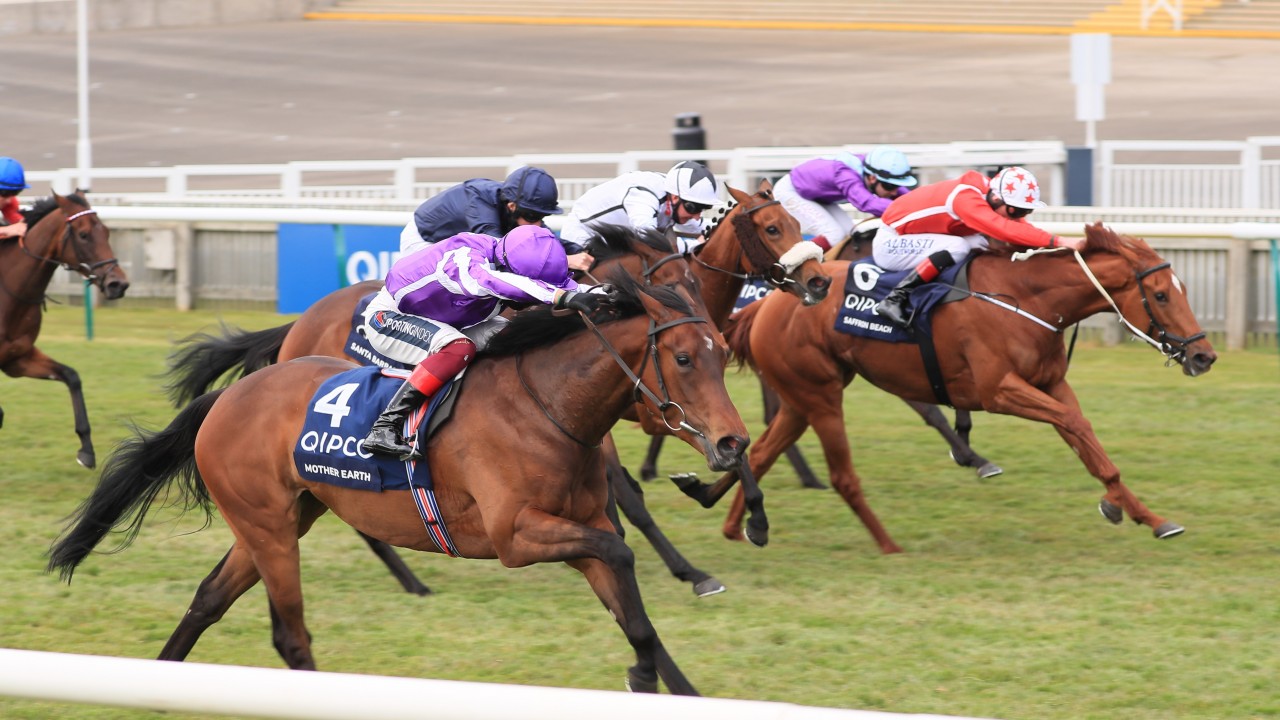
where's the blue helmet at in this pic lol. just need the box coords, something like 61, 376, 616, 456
500, 166, 563, 216
862, 146, 917, 188
0, 157, 29, 191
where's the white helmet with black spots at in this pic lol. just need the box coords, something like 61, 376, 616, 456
663, 161, 721, 207
991, 167, 1047, 210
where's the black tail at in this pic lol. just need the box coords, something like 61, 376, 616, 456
47, 390, 226, 582
164, 322, 293, 407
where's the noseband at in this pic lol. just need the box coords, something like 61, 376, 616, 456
692, 197, 799, 289
1135, 261, 1205, 366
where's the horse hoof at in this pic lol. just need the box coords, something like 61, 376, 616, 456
639, 467, 656, 482
76, 451, 96, 470
693, 578, 726, 597
746, 525, 769, 548
1154, 522, 1185, 539
722, 527, 745, 542
625, 669, 659, 694
976, 463, 1003, 479
1098, 499, 1124, 525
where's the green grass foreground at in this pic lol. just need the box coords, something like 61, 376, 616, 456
1, 305, 1277, 720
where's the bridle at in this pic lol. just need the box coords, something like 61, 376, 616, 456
691, 196, 807, 291
1134, 261, 1206, 366
518, 253, 714, 448
20, 206, 120, 293
1069, 251, 1204, 367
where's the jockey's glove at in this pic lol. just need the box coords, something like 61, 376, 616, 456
554, 289, 604, 314
585, 283, 620, 304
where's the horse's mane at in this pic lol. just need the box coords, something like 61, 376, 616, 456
979, 222, 1153, 264
483, 232, 695, 358
582, 223, 675, 263
21, 193, 88, 229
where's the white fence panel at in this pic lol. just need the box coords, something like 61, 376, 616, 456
0, 648, 986, 720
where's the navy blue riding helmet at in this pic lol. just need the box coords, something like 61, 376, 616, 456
500, 166, 563, 217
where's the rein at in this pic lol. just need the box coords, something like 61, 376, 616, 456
17, 207, 120, 294
1006, 246, 1204, 366
691, 196, 820, 291
515, 304, 712, 448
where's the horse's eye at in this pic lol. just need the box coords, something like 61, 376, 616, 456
675, 353, 692, 367
78, 231, 90, 241
766, 225, 780, 236
1154, 292, 1168, 302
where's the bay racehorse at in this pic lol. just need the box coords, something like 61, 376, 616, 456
48, 245, 748, 694
163, 183, 829, 597
1, 191, 129, 468
720, 222, 1216, 553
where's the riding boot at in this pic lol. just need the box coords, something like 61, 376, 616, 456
361, 381, 428, 460
875, 270, 928, 329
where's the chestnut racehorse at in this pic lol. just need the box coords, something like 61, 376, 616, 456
164, 183, 830, 597
721, 222, 1217, 553
1, 191, 129, 468
48, 253, 748, 694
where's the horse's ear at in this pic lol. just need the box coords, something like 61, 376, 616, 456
726, 185, 750, 205
756, 178, 774, 195
1083, 221, 1110, 248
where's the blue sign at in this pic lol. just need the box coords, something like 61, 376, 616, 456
277, 224, 403, 313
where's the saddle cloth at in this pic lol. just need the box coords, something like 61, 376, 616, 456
292, 365, 457, 491
835, 260, 971, 342
344, 292, 412, 370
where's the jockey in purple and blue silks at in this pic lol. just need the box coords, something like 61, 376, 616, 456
772, 146, 917, 252
360, 224, 614, 459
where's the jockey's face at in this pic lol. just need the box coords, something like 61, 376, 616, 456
672, 196, 709, 223
866, 175, 897, 199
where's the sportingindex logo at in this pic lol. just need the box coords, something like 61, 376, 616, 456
346, 250, 403, 285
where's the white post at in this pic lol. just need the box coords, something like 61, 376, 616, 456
1070, 34, 1111, 150
75, 0, 92, 191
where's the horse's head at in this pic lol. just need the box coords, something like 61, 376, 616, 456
708, 182, 831, 305
53, 191, 129, 300
629, 282, 749, 471
1084, 223, 1217, 377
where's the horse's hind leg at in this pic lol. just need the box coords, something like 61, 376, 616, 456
639, 435, 663, 482
160, 545, 261, 661
5, 349, 95, 468
905, 401, 1003, 479
357, 531, 432, 596
762, 380, 827, 490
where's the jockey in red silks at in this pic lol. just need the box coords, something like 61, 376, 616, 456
0, 157, 30, 241
359, 225, 612, 460
871, 166, 1085, 328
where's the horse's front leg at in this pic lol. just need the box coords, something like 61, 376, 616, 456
497, 508, 698, 696
986, 376, 1181, 539
4, 348, 95, 468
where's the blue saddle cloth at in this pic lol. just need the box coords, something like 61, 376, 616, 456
292, 366, 454, 492
732, 278, 775, 314
835, 261, 967, 342
344, 293, 411, 370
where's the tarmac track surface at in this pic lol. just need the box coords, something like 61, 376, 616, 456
5, 21, 1280, 172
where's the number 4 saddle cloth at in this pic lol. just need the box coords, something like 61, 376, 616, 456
292, 365, 462, 556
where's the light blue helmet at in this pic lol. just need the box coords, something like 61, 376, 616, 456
0, 157, 29, 191
862, 146, 917, 188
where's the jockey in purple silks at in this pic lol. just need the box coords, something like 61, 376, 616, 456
773, 146, 917, 252
359, 225, 613, 459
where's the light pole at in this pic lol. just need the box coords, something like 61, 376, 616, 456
76, 0, 92, 191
